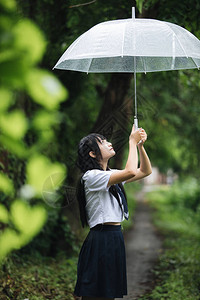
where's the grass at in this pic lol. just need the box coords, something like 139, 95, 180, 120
0, 182, 141, 299
2, 181, 199, 299
139, 185, 200, 300
0, 250, 78, 300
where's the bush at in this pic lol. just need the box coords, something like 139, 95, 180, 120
167, 177, 200, 211
140, 178, 200, 300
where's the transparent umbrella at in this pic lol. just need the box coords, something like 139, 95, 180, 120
53, 7, 200, 130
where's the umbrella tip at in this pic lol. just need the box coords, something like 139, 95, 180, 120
132, 7, 135, 19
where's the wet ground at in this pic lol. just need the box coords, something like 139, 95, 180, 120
118, 186, 163, 300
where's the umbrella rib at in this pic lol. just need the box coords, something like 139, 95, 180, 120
173, 32, 199, 69
164, 23, 200, 70
54, 33, 86, 68
66, 33, 86, 57
190, 57, 200, 69
165, 23, 189, 58
171, 33, 175, 69
165, 23, 199, 70
121, 20, 127, 57
140, 56, 146, 74
141, 31, 147, 73
87, 58, 93, 73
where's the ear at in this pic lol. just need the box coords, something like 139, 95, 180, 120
89, 151, 96, 158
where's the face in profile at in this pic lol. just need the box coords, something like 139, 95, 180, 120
97, 138, 116, 161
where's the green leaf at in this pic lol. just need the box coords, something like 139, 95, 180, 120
26, 154, 67, 196
26, 69, 68, 110
32, 110, 61, 129
10, 199, 47, 235
0, 135, 28, 158
0, 200, 47, 262
0, 228, 21, 261
0, 109, 28, 139
136, 0, 144, 13
0, 58, 31, 88
0, 173, 14, 195
0, 88, 13, 111
0, 0, 16, 10
13, 19, 46, 65
0, 204, 9, 223
31, 110, 63, 144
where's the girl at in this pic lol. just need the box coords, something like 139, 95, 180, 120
73, 124, 152, 300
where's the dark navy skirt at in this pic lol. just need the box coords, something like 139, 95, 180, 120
74, 224, 127, 298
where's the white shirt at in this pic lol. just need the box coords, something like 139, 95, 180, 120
82, 169, 126, 228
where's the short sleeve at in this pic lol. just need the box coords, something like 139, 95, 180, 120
83, 169, 112, 191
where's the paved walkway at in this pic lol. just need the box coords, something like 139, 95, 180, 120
118, 186, 163, 299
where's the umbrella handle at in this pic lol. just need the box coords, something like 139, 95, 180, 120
134, 116, 143, 145
134, 116, 139, 129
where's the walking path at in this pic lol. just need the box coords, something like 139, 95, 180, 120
118, 185, 163, 300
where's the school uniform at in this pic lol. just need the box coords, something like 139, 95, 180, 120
74, 169, 128, 299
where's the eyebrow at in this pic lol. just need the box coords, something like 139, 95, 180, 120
96, 137, 103, 143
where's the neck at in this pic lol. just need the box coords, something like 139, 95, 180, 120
101, 159, 108, 171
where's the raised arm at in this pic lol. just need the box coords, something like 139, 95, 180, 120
107, 124, 142, 187
125, 131, 152, 183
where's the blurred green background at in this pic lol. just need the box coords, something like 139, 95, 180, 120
0, 0, 200, 299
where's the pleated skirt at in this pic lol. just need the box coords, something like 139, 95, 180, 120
74, 224, 127, 298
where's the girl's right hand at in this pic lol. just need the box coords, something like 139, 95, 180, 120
129, 124, 143, 144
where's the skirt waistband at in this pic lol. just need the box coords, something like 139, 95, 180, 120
90, 224, 121, 231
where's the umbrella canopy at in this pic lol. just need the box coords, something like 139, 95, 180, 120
53, 9, 200, 73
53, 8, 200, 133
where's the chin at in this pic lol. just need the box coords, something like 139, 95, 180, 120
106, 149, 116, 160
111, 150, 116, 157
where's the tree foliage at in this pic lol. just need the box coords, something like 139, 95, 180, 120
0, 0, 200, 297
16, 0, 200, 179
1, 0, 200, 260
0, 0, 68, 262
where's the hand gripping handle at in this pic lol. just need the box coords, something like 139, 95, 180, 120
134, 116, 143, 145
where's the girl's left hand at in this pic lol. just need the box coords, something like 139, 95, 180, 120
138, 128, 147, 146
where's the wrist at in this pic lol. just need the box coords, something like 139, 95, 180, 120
129, 137, 137, 145
137, 142, 144, 148
138, 144, 144, 151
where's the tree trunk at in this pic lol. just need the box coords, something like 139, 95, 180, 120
92, 73, 132, 169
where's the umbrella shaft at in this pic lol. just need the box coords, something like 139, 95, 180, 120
133, 53, 137, 119
134, 70, 137, 118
